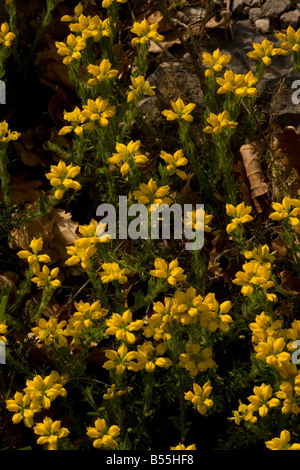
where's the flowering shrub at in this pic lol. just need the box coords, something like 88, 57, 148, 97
1, 0, 300, 452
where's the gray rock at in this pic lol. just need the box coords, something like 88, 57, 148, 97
261, 0, 293, 18
249, 7, 263, 22
232, 0, 244, 14
280, 10, 300, 28
243, 6, 250, 16
255, 18, 270, 33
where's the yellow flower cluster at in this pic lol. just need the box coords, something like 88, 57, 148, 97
86, 418, 120, 449
232, 245, 276, 300
269, 195, 300, 227
0, 120, 21, 143
56, 5, 111, 65
203, 110, 238, 135
126, 74, 156, 103
0, 22, 15, 47
184, 381, 213, 415
59, 97, 115, 136
46, 160, 81, 200
65, 219, 109, 270
130, 18, 164, 46
132, 178, 172, 211
33, 417, 69, 451
273, 25, 300, 56
159, 149, 188, 180
17, 237, 61, 289
109, 140, 148, 176
216, 70, 258, 97
6, 371, 68, 428
202, 48, 231, 78
162, 97, 196, 122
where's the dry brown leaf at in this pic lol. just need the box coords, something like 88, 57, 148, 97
271, 233, 288, 257
274, 126, 300, 176
239, 143, 268, 213
0, 170, 43, 204
9, 205, 79, 267
279, 270, 300, 299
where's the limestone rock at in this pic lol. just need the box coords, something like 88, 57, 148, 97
261, 0, 292, 18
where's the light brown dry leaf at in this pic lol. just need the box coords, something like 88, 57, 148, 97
240, 143, 269, 207
9, 205, 79, 267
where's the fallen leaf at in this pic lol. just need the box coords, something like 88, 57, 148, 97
239, 142, 269, 204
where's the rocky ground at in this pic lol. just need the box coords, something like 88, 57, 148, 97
138, 0, 300, 139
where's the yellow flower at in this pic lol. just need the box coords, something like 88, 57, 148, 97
31, 265, 61, 288
126, 75, 156, 103
159, 149, 188, 180
61, 3, 83, 22
184, 207, 213, 233
202, 48, 231, 77
184, 381, 213, 415
33, 417, 69, 450
226, 201, 253, 233
102, 0, 127, 7
203, 110, 238, 135
269, 196, 300, 227
243, 244, 276, 265
247, 383, 280, 417
247, 38, 275, 65
65, 242, 97, 270
55, 33, 87, 65
87, 59, 118, 86
228, 401, 257, 425
162, 97, 196, 122
0, 320, 7, 345
6, 391, 41, 428
45, 160, 81, 200
131, 18, 164, 45
170, 443, 197, 450
127, 340, 173, 373
99, 262, 131, 284
108, 140, 148, 176
254, 336, 291, 370
249, 311, 282, 345
179, 343, 216, 376
103, 384, 126, 400
17, 237, 51, 274
86, 418, 120, 449
232, 260, 274, 297
170, 286, 208, 325
81, 97, 115, 127
265, 430, 300, 450
0, 121, 21, 143
273, 26, 300, 56
200, 292, 233, 333
105, 310, 144, 344
31, 317, 67, 347
216, 69, 258, 97
24, 370, 68, 409
0, 22, 15, 47
150, 258, 186, 286
58, 106, 96, 136
103, 343, 137, 375
132, 178, 172, 211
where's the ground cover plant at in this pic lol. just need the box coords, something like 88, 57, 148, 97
1, 0, 300, 451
